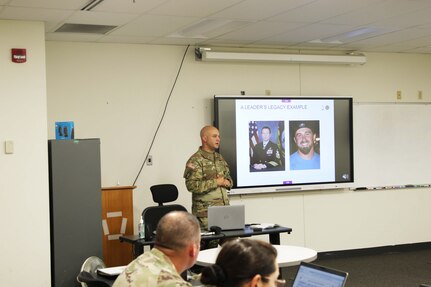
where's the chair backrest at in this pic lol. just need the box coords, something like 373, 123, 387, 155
78, 256, 106, 287
77, 271, 111, 287
150, 184, 179, 206
142, 204, 187, 240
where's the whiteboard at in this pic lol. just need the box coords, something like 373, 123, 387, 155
353, 102, 431, 188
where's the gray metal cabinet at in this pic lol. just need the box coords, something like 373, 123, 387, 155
48, 139, 103, 287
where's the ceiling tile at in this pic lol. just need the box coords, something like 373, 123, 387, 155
109, 14, 198, 37
45, 31, 104, 42
371, 7, 431, 29
201, 37, 258, 47
0, 6, 73, 22
167, 18, 252, 39
263, 23, 356, 44
215, 21, 306, 41
8, 0, 88, 10
322, 0, 431, 26
149, 0, 243, 17
2, 0, 431, 53
92, 0, 169, 14
348, 27, 431, 46
97, 34, 156, 44
210, 0, 316, 21
268, 0, 385, 23
149, 36, 205, 45
321, 26, 399, 44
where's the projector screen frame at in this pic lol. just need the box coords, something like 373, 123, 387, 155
214, 95, 354, 195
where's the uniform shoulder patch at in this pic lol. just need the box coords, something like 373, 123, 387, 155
186, 162, 196, 170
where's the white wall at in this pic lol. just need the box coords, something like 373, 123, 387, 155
46, 42, 431, 252
0, 21, 50, 286
229, 187, 431, 251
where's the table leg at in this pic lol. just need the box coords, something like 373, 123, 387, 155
269, 233, 281, 245
133, 242, 143, 258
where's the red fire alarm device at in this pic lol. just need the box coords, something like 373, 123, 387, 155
11, 48, 27, 63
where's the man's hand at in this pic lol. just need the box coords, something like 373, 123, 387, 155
216, 176, 230, 187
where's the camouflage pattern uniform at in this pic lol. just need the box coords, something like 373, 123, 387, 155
184, 148, 233, 230
113, 248, 191, 287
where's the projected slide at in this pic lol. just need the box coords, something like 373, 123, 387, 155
214, 96, 353, 191
235, 99, 335, 187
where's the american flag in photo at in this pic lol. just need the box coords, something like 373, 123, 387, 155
249, 121, 259, 147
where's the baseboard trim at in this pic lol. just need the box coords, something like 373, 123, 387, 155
318, 241, 431, 259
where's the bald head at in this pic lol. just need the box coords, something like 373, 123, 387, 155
155, 211, 200, 250
200, 125, 217, 138
200, 126, 220, 152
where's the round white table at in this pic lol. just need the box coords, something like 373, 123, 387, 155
196, 245, 317, 267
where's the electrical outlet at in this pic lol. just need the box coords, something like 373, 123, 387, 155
396, 90, 401, 100
418, 90, 423, 100
146, 155, 153, 166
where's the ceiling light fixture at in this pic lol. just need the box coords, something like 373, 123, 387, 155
195, 48, 366, 65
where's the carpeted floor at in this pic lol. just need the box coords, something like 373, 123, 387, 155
283, 245, 431, 287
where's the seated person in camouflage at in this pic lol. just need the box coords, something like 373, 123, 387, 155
113, 211, 201, 287
184, 125, 233, 230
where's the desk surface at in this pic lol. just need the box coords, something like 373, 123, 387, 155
120, 226, 292, 246
120, 226, 292, 258
196, 245, 317, 268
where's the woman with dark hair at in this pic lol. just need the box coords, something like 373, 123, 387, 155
200, 239, 285, 287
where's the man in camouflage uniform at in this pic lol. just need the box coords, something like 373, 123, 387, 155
113, 211, 201, 287
184, 125, 233, 230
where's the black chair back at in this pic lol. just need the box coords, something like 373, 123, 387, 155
150, 184, 179, 206
142, 204, 187, 241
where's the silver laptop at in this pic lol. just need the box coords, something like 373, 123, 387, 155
292, 262, 348, 287
207, 205, 245, 231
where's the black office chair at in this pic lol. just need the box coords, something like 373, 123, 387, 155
77, 271, 111, 287
150, 184, 181, 206
142, 184, 187, 240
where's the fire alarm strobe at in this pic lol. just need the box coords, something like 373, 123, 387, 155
11, 48, 26, 63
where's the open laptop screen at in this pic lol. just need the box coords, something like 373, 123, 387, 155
292, 262, 348, 287
207, 205, 245, 231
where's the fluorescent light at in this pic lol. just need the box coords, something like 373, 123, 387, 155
196, 48, 366, 65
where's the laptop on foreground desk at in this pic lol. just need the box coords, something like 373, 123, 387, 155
207, 205, 245, 231
292, 262, 348, 287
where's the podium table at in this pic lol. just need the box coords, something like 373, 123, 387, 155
101, 186, 136, 266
